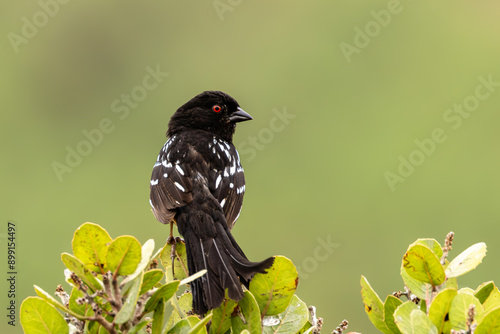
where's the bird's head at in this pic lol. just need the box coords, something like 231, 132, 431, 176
167, 91, 252, 142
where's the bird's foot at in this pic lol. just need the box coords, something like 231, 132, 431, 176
166, 235, 176, 245
166, 236, 182, 276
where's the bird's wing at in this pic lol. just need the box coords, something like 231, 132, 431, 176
208, 139, 246, 229
149, 136, 193, 224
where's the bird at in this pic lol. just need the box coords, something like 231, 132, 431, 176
149, 91, 274, 315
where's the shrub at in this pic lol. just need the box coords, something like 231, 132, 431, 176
361, 232, 500, 333
20, 222, 333, 334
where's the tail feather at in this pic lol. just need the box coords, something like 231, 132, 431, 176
215, 223, 275, 282
180, 214, 274, 315
208, 238, 245, 301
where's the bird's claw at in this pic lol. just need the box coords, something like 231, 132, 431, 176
166, 235, 175, 245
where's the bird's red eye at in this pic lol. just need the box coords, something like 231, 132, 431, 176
212, 105, 222, 113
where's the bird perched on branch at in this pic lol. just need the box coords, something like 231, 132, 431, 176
149, 91, 274, 315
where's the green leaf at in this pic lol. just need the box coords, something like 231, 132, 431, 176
401, 263, 457, 300
428, 288, 457, 333
106, 236, 142, 276
210, 298, 237, 334
483, 286, 500, 314
250, 256, 297, 316
475, 281, 495, 303
262, 295, 309, 334
239, 290, 263, 334
161, 240, 189, 281
145, 280, 181, 313
402, 244, 445, 286
34, 285, 85, 320
188, 313, 212, 334
129, 319, 152, 334
166, 319, 192, 334
122, 238, 155, 285
72, 223, 112, 273
115, 271, 143, 324
152, 298, 165, 334
394, 301, 418, 328
449, 289, 484, 331
445, 276, 458, 290
167, 293, 193, 331
187, 315, 202, 326
400, 267, 431, 300
68, 287, 91, 317
360, 276, 391, 334
180, 270, 207, 286
394, 301, 419, 334
460, 288, 476, 296
150, 243, 165, 264
166, 316, 202, 334
476, 307, 500, 334
231, 315, 247, 334
409, 309, 438, 334
298, 322, 313, 334
414, 238, 443, 259
178, 292, 193, 312
61, 253, 104, 292
140, 269, 164, 295
445, 242, 487, 278
420, 299, 427, 315
20, 297, 69, 334
383, 295, 402, 334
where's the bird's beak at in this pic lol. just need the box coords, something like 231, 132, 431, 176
229, 107, 253, 123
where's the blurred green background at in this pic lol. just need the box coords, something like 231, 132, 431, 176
1, 1, 500, 333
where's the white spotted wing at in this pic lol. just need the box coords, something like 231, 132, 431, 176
207, 137, 246, 229
149, 136, 193, 224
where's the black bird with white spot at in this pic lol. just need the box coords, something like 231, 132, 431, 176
149, 91, 274, 315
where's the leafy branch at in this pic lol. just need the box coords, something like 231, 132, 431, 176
21, 222, 347, 334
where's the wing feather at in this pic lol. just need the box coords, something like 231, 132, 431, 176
150, 137, 194, 224
207, 138, 245, 229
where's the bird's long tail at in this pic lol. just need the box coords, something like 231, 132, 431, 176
177, 210, 274, 315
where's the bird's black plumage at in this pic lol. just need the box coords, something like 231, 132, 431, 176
149, 91, 274, 315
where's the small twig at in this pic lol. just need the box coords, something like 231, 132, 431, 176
81, 285, 117, 334
112, 274, 123, 309
56, 285, 85, 333
332, 319, 348, 334
168, 223, 176, 276
466, 304, 475, 333
102, 272, 119, 312
135, 290, 155, 323
393, 286, 420, 304
441, 232, 454, 265
89, 313, 117, 334
145, 318, 153, 334
149, 259, 158, 270
450, 304, 475, 334
55, 285, 70, 307
308, 306, 323, 334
